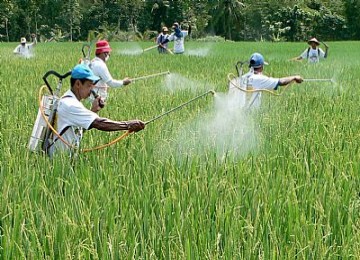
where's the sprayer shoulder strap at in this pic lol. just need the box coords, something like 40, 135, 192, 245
307, 47, 320, 58
44, 95, 73, 150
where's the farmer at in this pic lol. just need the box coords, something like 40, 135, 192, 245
156, 26, 170, 54
230, 53, 303, 109
13, 34, 37, 57
292, 37, 329, 63
161, 22, 191, 54
90, 40, 132, 100
50, 64, 145, 156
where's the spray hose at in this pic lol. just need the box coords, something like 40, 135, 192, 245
38, 85, 131, 153
38, 87, 214, 153
227, 73, 293, 96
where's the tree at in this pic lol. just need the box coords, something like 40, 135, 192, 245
0, 0, 15, 41
60, 0, 82, 41
208, 0, 245, 40
344, 0, 360, 39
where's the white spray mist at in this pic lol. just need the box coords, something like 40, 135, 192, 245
163, 73, 209, 93
156, 91, 259, 161
185, 45, 212, 57
117, 44, 143, 55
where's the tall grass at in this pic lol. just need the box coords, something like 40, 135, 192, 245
0, 40, 359, 258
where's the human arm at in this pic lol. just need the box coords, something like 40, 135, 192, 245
92, 60, 131, 88
106, 77, 131, 87
161, 34, 174, 44
87, 94, 144, 132
13, 45, 20, 54
321, 42, 329, 58
278, 75, 303, 86
29, 34, 37, 47
90, 118, 145, 132
291, 48, 308, 61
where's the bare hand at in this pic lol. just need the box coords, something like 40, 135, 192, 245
294, 76, 303, 83
91, 96, 105, 112
123, 77, 132, 85
127, 120, 145, 132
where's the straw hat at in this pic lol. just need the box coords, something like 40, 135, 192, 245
308, 37, 320, 45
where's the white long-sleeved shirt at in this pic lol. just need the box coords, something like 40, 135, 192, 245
90, 57, 124, 99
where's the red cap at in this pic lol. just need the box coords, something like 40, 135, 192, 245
95, 40, 112, 55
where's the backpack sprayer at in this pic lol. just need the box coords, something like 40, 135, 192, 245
28, 70, 71, 153
79, 42, 92, 66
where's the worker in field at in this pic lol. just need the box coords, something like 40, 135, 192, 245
13, 33, 37, 57
90, 40, 132, 100
161, 22, 191, 54
49, 64, 145, 156
156, 26, 170, 54
292, 37, 329, 63
230, 53, 303, 109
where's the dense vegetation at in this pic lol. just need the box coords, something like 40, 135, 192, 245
1, 0, 360, 42
0, 40, 360, 258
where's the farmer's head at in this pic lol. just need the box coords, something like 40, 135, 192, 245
172, 22, 180, 30
162, 26, 169, 34
249, 53, 268, 71
308, 37, 320, 49
70, 64, 100, 100
95, 40, 112, 62
20, 37, 26, 46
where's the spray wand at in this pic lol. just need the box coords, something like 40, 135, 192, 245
130, 71, 170, 83
145, 90, 215, 125
303, 78, 335, 83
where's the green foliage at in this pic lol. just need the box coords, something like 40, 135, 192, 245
0, 0, 357, 42
1, 41, 360, 258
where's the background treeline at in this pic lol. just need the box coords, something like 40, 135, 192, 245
1, 0, 359, 42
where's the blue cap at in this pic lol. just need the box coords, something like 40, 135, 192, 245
71, 64, 100, 83
249, 53, 268, 68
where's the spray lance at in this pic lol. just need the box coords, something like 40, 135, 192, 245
303, 78, 335, 83
130, 71, 170, 83
145, 90, 215, 125
143, 44, 174, 55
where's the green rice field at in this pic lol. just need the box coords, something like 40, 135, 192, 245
0, 40, 360, 258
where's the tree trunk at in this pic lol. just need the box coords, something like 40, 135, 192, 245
5, 18, 9, 42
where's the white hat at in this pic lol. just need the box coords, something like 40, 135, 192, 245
20, 37, 26, 43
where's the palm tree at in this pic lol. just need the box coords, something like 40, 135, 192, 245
210, 0, 244, 40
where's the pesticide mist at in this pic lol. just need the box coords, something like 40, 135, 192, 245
185, 46, 212, 57
117, 44, 143, 55
163, 73, 209, 93
156, 92, 259, 161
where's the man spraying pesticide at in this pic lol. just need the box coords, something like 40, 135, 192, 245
291, 37, 329, 63
156, 26, 171, 54
29, 64, 215, 157
31, 64, 145, 157
228, 53, 303, 109
13, 33, 37, 58
160, 22, 191, 54
90, 40, 132, 101
90, 40, 170, 101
